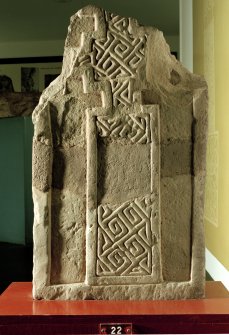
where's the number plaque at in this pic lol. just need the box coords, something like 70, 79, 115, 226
99, 323, 132, 334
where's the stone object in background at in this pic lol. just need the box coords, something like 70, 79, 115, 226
0, 92, 40, 118
0, 75, 14, 93
32, 5, 208, 300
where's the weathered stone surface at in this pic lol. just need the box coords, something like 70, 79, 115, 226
161, 175, 192, 281
32, 140, 52, 192
0, 92, 40, 118
32, 6, 208, 300
161, 141, 192, 177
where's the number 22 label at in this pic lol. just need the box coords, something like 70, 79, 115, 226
111, 326, 122, 334
99, 323, 132, 334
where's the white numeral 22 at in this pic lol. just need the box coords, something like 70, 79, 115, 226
111, 326, 122, 334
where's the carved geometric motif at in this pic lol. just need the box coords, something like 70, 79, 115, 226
96, 114, 152, 144
97, 197, 154, 276
91, 14, 146, 107
110, 80, 133, 107
92, 31, 145, 79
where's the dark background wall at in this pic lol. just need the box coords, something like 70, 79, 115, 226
0, 117, 33, 293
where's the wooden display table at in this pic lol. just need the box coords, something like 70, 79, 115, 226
0, 281, 228, 334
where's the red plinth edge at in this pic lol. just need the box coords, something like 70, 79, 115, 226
0, 281, 228, 334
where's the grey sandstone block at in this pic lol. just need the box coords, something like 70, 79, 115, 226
32, 5, 208, 300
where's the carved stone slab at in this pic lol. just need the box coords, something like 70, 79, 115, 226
32, 6, 208, 300
0, 92, 40, 118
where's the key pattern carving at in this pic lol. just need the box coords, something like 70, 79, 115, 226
96, 114, 151, 144
91, 14, 146, 107
110, 80, 133, 108
97, 197, 153, 276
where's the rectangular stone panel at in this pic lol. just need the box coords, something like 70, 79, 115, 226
97, 142, 151, 204
86, 106, 161, 286
161, 175, 192, 282
50, 146, 86, 285
50, 189, 86, 285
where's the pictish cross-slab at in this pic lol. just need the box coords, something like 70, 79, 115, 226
32, 5, 208, 300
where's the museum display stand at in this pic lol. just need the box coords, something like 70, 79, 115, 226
0, 281, 228, 334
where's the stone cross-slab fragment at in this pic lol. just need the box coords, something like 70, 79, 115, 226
0, 93, 40, 118
32, 5, 208, 300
